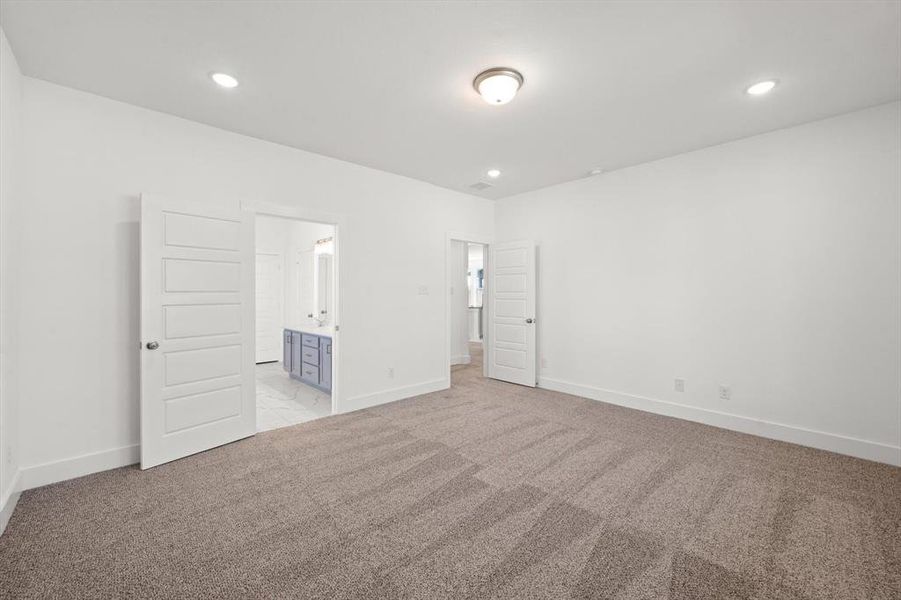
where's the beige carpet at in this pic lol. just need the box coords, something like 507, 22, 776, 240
2, 342, 899, 599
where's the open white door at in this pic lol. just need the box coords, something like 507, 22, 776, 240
488, 240, 537, 387
140, 194, 256, 469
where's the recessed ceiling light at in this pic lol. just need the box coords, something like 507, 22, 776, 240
746, 80, 777, 96
210, 72, 239, 88
473, 68, 523, 105
487, 169, 501, 178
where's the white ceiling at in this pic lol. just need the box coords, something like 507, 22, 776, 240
1, 1, 899, 199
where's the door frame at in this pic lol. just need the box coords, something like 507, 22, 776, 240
445, 231, 493, 386
244, 200, 346, 416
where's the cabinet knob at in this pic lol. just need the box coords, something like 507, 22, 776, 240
146, 341, 160, 350
525, 318, 534, 324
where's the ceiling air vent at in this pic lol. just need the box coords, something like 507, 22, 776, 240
469, 181, 494, 191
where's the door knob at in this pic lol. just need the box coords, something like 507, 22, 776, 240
525, 318, 534, 324
146, 341, 159, 350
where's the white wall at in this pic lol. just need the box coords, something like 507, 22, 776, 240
449, 240, 469, 365
17, 78, 493, 484
496, 103, 901, 465
0, 28, 23, 527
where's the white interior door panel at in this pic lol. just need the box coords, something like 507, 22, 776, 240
488, 240, 536, 387
140, 194, 256, 469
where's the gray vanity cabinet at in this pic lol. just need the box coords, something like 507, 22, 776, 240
299, 335, 319, 386
283, 328, 332, 393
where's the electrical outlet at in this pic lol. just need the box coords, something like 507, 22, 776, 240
674, 378, 685, 392
388, 367, 394, 379
719, 385, 731, 401
417, 285, 428, 295
540, 357, 548, 368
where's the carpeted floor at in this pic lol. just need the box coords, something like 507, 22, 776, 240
1, 342, 899, 599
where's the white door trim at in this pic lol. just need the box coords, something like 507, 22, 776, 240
445, 231, 494, 387
242, 200, 346, 415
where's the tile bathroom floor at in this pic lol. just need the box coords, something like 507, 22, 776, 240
255, 361, 331, 432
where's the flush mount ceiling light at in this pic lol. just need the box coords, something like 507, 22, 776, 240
210, 72, 239, 88
746, 80, 777, 96
487, 169, 501, 178
473, 67, 523, 105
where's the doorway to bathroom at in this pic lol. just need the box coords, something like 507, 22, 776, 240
255, 214, 337, 431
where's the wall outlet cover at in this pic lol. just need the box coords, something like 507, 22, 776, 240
719, 385, 731, 400
674, 378, 685, 392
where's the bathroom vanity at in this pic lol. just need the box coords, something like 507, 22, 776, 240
283, 327, 332, 393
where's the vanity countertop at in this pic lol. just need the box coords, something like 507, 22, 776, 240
284, 324, 334, 337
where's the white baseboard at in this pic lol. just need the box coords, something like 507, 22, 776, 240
450, 354, 471, 366
0, 469, 21, 536
18, 444, 140, 492
539, 377, 901, 467
340, 378, 448, 414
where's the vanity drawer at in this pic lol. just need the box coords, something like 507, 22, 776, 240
301, 345, 319, 366
300, 363, 319, 385
302, 334, 319, 349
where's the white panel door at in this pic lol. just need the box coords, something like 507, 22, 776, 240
140, 194, 255, 469
255, 253, 283, 363
488, 240, 536, 387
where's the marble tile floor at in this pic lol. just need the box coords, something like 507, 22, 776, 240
255, 361, 332, 432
